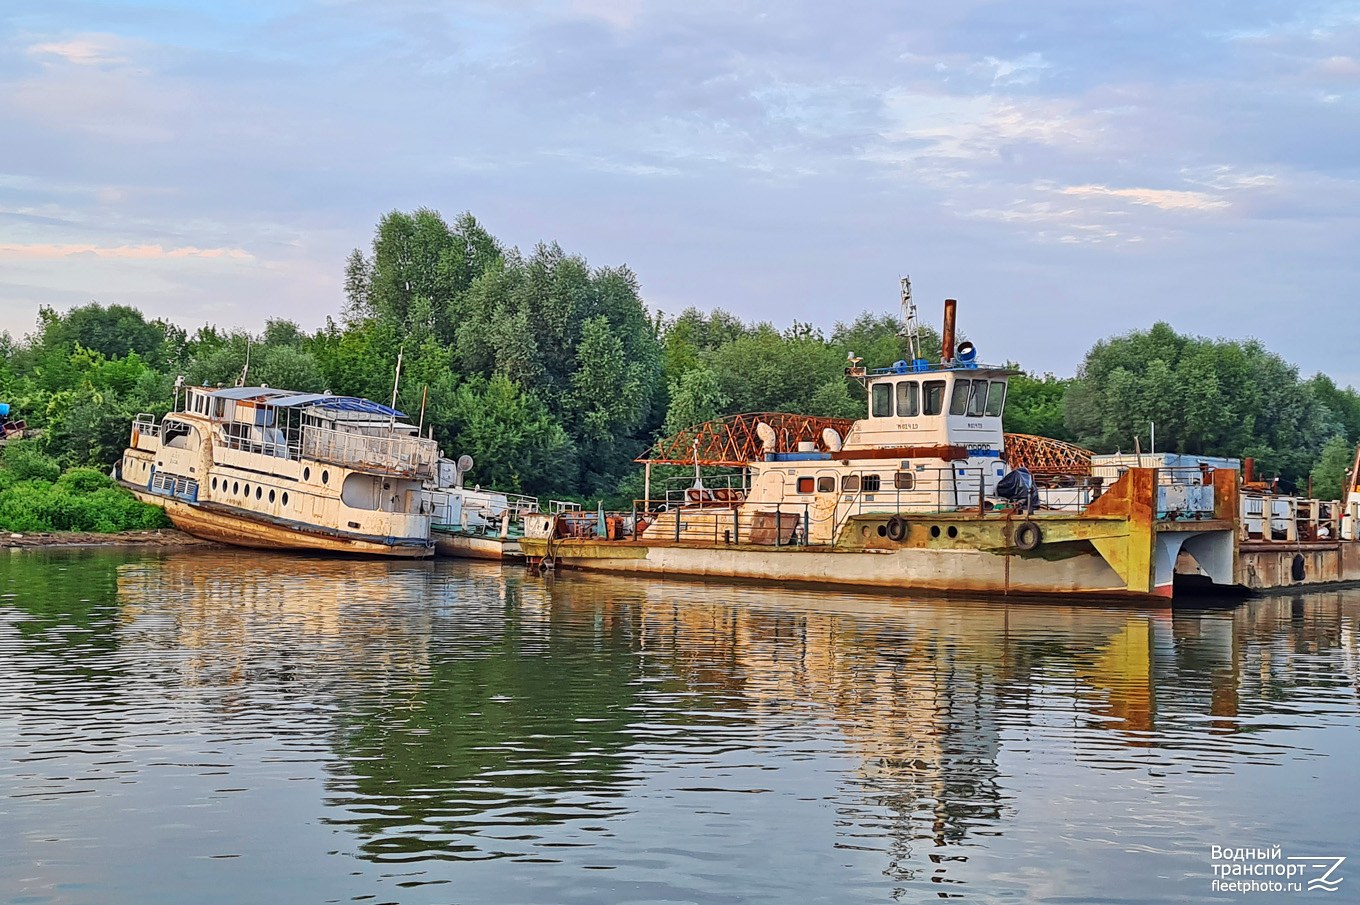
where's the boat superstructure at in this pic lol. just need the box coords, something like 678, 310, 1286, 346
119, 385, 438, 557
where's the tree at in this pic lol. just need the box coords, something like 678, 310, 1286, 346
1003, 373, 1072, 439
1311, 435, 1356, 501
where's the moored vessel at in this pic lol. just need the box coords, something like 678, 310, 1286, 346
118, 385, 438, 557
519, 281, 1313, 602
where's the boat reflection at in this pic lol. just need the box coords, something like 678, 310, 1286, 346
91, 553, 1360, 880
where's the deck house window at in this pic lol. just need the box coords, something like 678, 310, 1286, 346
817, 476, 835, 492
894, 471, 915, 490
871, 383, 892, 417
949, 380, 971, 416
896, 381, 919, 417
985, 381, 1007, 417
862, 474, 881, 492
923, 381, 946, 416
842, 475, 860, 492
967, 380, 987, 417
797, 476, 815, 493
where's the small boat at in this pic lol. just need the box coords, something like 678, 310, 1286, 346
425, 454, 583, 561
118, 385, 438, 557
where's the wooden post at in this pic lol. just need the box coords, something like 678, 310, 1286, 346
644, 462, 652, 510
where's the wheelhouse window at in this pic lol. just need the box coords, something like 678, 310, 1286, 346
967, 380, 987, 417
896, 381, 919, 417
871, 383, 892, 417
862, 474, 881, 492
817, 476, 835, 492
985, 380, 1007, 417
949, 379, 971, 416
894, 471, 915, 490
842, 475, 860, 492
923, 380, 946, 416
796, 476, 815, 493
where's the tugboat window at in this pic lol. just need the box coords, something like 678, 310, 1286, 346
985, 381, 1007, 417
871, 383, 892, 417
817, 476, 835, 492
923, 381, 946, 416
281, 492, 289, 506
862, 474, 882, 492
255, 486, 262, 500
894, 472, 915, 490
896, 381, 919, 417
949, 380, 971, 416
269, 489, 275, 503
321, 470, 329, 485
967, 380, 987, 417
797, 477, 814, 493
842, 475, 861, 492
232, 481, 240, 495
303, 467, 311, 481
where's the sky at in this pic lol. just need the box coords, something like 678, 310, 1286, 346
1, 0, 1357, 384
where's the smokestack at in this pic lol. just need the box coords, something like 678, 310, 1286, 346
941, 299, 957, 364
1243, 457, 1255, 484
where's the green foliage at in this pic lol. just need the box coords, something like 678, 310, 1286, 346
1064, 322, 1341, 480
1004, 372, 1073, 440
2, 440, 60, 482
446, 376, 577, 495
0, 452, 170, 533
1311, 435, 1356, 501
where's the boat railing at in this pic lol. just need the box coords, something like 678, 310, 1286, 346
299, 425, 439, 478
131, 414, 160, 448
1241, 493, 1343, 543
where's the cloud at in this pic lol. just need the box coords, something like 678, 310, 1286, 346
1316, 55, 1360, 78
27, 34, 134, 66
0, 243, 254, 260
1058, 185, 1230, 212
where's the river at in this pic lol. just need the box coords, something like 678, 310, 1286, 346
2, 549, 1359, 904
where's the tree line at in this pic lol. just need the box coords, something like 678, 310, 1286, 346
2, 207, 1357, 503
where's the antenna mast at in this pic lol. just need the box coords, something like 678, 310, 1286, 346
897, 275, 922, 363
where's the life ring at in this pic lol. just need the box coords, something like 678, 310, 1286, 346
885, 515, 908, 541
1013, 520, 1042, 551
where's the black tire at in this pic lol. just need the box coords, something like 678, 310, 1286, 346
1013, 521, 1042, 551
885, 515, 907, 541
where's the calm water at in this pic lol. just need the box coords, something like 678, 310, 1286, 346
2, 550, 1359, 904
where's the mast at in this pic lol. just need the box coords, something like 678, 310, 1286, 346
898, 275, 922, 363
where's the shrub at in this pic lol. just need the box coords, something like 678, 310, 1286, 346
2, 440, 61, 482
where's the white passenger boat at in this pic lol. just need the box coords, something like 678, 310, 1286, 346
118, 385, 438, 557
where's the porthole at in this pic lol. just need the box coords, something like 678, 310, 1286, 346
877, 524, 887, 537
233, 481, 240, 495
947, 525, 958, 539
281, 492, 289, 506
321, 470, 329, 485
255, 486, 262, 500
269, 489, 276, 503
244, 484, 251, 498
930, 525, 941, 538
211, 477, 218, 490
303, 466, 311, 481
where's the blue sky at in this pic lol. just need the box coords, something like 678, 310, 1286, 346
1, 0, 1357, 383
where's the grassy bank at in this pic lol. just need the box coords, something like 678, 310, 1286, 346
0, 441, 171, 534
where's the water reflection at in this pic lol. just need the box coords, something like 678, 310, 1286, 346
1, 550, 1358, 904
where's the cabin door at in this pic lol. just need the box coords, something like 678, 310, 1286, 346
810, 475, 839, 545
